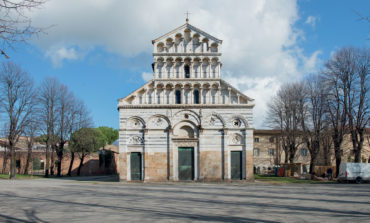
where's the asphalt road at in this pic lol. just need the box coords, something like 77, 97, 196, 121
0, 178, 369, 223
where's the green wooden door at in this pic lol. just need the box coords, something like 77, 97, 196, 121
231, 151, 242, 180
131, 152, 142, 180
178, 147, 194, 180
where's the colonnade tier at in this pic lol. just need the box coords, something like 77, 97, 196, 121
154, 57, 221, 79
153, 26, 222, 54
154, 56, 220, 62
126, 82, 246, 105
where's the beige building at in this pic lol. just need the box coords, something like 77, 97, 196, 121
117, 20, 255, 182
253, 129, 370, 174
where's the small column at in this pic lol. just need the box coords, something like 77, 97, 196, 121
181, 62, 184, 78
162, 61, 166, 79
170, 63, 174, 78
217, 62, 221, 78
190, 63, 193, 79
237, 93, 240, 104
181, 86, 184, 104
199, 87, 203, 104
144, 88, 147, 104
153, 87, 157, 104
199, 61, 203, 79
217, 87, 222, 104
190, 86, 193, 104
208, 64, 211, 78
171, 87, 175, 104
162, 88, 166, 104
154, 63, 158, 79
228, 87, 232, 104
204, 88, 208, 104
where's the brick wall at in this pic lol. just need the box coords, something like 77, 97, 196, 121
0, 151, 118, 176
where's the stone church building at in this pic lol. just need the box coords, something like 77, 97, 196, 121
117, 20, 254, 181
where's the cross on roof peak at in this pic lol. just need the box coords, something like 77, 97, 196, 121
185, 11, 191, 23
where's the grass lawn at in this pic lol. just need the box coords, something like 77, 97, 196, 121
0, 174, 44, 180
254, 174, 335, 184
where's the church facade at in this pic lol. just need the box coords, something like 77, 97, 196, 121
117, 21, 255, 181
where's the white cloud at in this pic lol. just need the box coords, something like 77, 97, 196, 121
27, 0, 321, 128
305, 16, 318, 27
45, 46, 82, 67
224, 75, 281, 128
141, 72, 153, 82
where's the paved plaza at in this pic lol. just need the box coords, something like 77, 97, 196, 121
0, 178, 369, 222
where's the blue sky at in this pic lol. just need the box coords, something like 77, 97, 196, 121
4, 0, 369, 129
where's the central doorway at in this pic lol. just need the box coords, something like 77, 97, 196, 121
178, 147, 194, 180
130, 152, 142, 180
231, 151, 242, 180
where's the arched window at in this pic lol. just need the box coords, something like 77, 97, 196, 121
184, 65, 190, 78
175, 90, 181, 104
194, 90, 199, 104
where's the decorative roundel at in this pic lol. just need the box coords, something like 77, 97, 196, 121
232, 119, 241, 127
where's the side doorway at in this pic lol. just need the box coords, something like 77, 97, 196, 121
231, 151, 242, 180
131, 152, 142, 180
178, 147, 194, 180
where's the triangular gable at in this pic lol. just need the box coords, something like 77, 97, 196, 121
119, 80, 153, 103
152, 23, 222, 44
220, 79, 255, 102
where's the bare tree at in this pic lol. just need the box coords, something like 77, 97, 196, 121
323, 47, 369, 168
301, 75, 328, 173
321, 127, 333, 166
55, 84, 74, 176
322, 49, 350, 176
0, 0, 46, 58
266, 82, 305, 163
67, 101, 92, 176
39, 77, 59, 177
0, 62, 36, 179
344, 47, 369, 162
23, 112, 40, 174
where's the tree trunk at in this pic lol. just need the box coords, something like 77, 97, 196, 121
322, 143, 330, 166
56, 143, 64, 177
309, 156, 316, 174
353, 129, 364, 163
288, 145, 295, 164
333, 141, 342, 178
9, 144, 16, 179
2, 147, 8, 174
67, 152, 75, 176
50, 144, 56, 175
24, 144, 32, 175
45, 144, 50, 177
77, 155, 85, 176
284, 150, 288, 164
57, 155, 63, 177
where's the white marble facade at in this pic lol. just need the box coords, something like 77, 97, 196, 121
118, 21, 255, 181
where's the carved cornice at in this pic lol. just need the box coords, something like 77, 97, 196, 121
118, 104, 254, 109
153, 53, 221, 57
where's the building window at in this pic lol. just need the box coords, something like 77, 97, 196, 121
194, 90, 200, 104
184, 65, 190, 78
253, 148, 260, 157
269, 149, 275, 156
301, 148, 308, 156
16, 160, 21, 168
175, 90, 181, 104
254, 137, 259, 143
269, 137, 274, 143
